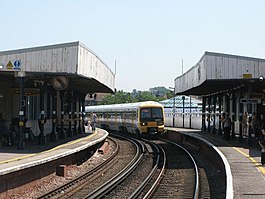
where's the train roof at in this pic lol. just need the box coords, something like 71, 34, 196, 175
85, 101, 163, 112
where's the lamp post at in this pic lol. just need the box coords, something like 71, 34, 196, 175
182, 96, 185, 128
17, 71, 26, 149
169, 87, 175, 127
189, 96, 192, 129
173, 96, 176, 127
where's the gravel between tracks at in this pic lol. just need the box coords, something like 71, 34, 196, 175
5, 141, 115, 199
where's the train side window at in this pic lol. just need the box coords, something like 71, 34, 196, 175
126, 112, 132, 119
117, 112, 122, 119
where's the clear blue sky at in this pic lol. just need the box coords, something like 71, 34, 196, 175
1, 0, 265, 92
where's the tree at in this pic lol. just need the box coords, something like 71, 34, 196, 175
135, 91, 158, 102
99, 87, 170, 105
100, 90, 137, 105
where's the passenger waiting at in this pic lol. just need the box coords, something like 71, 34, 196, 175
259, 114, 265, 137
242, 112, 249, 137
91, 112, 97, 132
223, 113, 232, 140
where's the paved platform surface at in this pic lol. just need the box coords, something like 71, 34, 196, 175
166, 127, 265, 199
0, 129, 108, 175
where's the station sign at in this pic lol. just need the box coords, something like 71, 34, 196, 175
0, 60, 21, 71
11, 87, 40, 96
51, 76, 69, 90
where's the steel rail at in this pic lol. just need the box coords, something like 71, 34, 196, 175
161, 138, 200, 199
37, 137, 119, 199
85, 135, 144, 199
128, 139, 166, 199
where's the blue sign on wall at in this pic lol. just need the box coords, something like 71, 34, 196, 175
13, 60, 21, 70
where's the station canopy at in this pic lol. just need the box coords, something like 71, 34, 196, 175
0, 41, 115, 96
174, 52, 265, 96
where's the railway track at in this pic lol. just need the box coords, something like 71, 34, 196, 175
86, 135, 146, 198
38, 133, 226, 199
37, 135, 137, 199
157, 137, 226, 198
87, 135, 200, 198
102, 138, 166, 199
149, 139, 200, 198
102, 136, 222, 199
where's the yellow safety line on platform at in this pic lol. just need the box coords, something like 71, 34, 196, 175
232, 146, 265, 175
210, 136, 265, 175
0, 132, 97, 164
166, 128, 265, 175
42, 131, 97, 153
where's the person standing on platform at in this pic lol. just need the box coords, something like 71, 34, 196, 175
91, 112, 97, 132
242, 112, 249, 137
223, 112, 232, 140
221, 113, 225, 133
258, 114, 265, 136
38, 112, 47, 133
84, 117, 92, 133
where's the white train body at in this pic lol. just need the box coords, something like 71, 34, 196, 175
85, 101, 165, 135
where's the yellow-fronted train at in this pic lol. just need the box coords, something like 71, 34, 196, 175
85, 101, 165, 137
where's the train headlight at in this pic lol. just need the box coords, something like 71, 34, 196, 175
141, 122, 147, 126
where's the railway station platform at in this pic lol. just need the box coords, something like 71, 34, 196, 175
0, 129, 108, 188
0, 129, 108, 175
166, 127, 265, 199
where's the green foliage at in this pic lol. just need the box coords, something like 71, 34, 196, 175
135, 91, 157, 102
100, 90, 137, 105
100, 86, 172, 105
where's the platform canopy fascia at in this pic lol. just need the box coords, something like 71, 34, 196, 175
174, 51, 265, 96
0, 41, 115, 95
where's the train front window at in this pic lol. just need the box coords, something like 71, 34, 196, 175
152, 108, 163, 119
140, 107, 163, 121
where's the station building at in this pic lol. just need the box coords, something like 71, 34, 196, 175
173, 52, 265, 135
0, 41, 115, 149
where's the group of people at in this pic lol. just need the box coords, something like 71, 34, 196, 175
241, 111, 265, 149
220, 111, 265, 149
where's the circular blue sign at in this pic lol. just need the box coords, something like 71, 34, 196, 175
14, 60, 21, 70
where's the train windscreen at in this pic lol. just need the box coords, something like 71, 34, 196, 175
140, 107, 163, 121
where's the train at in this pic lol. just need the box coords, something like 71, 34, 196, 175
85, 101, 165, 136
